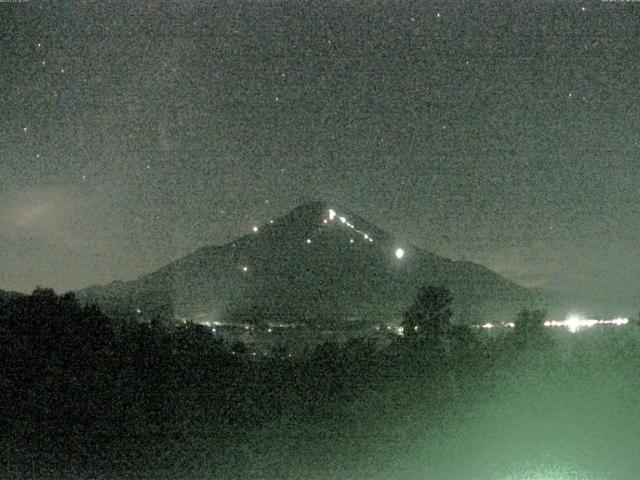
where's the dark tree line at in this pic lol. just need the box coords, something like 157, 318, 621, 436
0, 286, 555, 477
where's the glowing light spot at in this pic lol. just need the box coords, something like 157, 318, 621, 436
481, 322, 494, 329
339, 216, 346, 223
306, 238, 312, 244
611, 317, 629, 326
328, 209, 336, 220
363, 234, 369, 240
242, 265, 249, 272
350, 239, 354, 243
323, 219, 328, 224
395, 248, 405, 259
252, 225, 259, 233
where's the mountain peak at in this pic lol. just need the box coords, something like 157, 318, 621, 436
77, 202, 551, 325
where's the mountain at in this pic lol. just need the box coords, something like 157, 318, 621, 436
77, 201, 552, 326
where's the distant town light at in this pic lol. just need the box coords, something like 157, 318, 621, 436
242, 265, 249, 272
339, 216, 346, 223
306, 238, 312, 244
395, 248, 405, 259
252, 225, 259, 233
329, 209, 336, 220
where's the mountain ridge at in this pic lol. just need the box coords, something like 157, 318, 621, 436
76, 201, 553, 325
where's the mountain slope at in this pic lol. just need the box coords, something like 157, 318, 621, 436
77, 201, 551, 325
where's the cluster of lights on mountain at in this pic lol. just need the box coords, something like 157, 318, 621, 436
325, 208, 376, 245
240, 208, 406, 274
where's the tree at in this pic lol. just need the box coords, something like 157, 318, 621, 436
513, 308, 546, 335
402, 285, 453, 340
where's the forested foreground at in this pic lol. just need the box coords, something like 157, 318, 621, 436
2, 289, 640, 480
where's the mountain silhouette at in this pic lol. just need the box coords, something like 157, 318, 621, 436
77, 201, 551, 326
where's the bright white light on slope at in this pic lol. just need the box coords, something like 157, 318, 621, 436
242, 265, 249, 272
395, 248, 405, 259
306, 238, 312, 244
339, 216, 346, 223
252, 225, 259, 233
328, 209, 336, 220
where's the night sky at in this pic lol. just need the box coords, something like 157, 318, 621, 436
1, 1, 638, 313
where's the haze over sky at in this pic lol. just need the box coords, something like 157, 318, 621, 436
1, 1, 638, 314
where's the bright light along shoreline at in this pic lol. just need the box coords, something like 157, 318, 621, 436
476, 316, 630, 332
